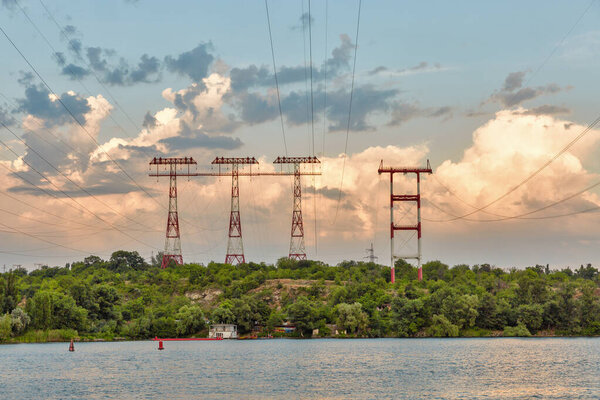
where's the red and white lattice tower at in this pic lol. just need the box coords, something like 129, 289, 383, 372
149, 157, 196, 268
212, 157, 258, 265
273, 156, 320, 260
378, 159, 432, 283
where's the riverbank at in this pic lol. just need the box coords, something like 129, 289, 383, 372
1, 255, 599, 342
3, 330, 600, 344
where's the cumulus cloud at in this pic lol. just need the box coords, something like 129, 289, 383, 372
428, 109, 600, 222
368, 61, 445, 77
230, 34, 354, 92
515, 105, 571, 116
164, 43, 214, 82
388, 102, 452, 126
233, 83, 399, 131
162, 73, 238, 133
488, 71, 567, 108
159, 122, 242, 150
0, 105, 16, 126
17, 84, 91, 127
55, 40, 161, 85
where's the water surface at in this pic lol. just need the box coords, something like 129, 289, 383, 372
2, 338, 599, 399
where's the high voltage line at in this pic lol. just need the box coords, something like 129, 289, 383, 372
0, 121, 155, 232
264, 0, 288, 157
429, 114, 600, 222
0, 124, 157, 249
332, 0, 362, 224
31, 0, 223, 235
308, 0, 318, 255
0, 24, 164, 213
427, 0, 599, 223
37, 0, 153, 137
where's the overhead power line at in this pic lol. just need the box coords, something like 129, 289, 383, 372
332, 0, 362, 224
425, 175, 600, 222
524, 0, 597, 87
264, 0, 288, 156
431, 114, 600, 221
37, 0, 150, 134
0, 124, 157, 249
0, 22, 165, 212
0, 121, 155, 232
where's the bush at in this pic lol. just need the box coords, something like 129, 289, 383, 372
428, 314, 459, 337
503, 322, 531, 337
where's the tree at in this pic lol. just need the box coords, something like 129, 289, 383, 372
108, 250, 148, 272
441, 294, 479, 330
94, 285, 120, 321
503, 322, 531, 337
516, 304, 543, 332
476, 293, 503, 330
26, 290, 87, 331
175, 305, 206, 336
428, 314, 459, 337
211, 304, 235, 324
2, 273, 20, 313
395, 259, 417, 281
575, 264, 598, 280
391, 297, 426, 336
422, 261, 449, 281
287, 297, 318, 336
10, 307, 30, 335
335, 302, 368, 334
0, 314, 12, 340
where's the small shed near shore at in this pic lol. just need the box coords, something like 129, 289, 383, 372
209, 324, 238, 339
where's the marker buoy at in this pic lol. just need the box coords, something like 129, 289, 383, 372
69, 339, 75, 352
158, 340, 164, 350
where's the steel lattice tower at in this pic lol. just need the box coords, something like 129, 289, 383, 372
378, 159, 432, 282
149, 157, 196, 268
273, 156, 320, 260
212, 157, 258, 265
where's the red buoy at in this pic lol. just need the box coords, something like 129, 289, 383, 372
158, 340, 164, 350
68, 339, 75, 352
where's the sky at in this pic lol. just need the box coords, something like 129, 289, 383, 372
1, 0, 600, 270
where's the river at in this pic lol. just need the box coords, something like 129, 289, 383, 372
2, 338, 600, 399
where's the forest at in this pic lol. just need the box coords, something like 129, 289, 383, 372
1, 250, 599, 342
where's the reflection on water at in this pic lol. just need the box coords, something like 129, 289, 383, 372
2, 338, 600, 399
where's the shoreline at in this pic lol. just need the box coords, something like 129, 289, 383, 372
3, 334, 600, 344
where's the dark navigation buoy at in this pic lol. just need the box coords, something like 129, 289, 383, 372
158, 340, 164, 350
68, 339, 75, 352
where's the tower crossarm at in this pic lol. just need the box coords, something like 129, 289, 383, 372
273, 156, 320, 164
150, 157, 197, 166
149, 171, 321, 177
392, 194, 419, 202
392, 223, 420, 231
378, 159, 432, 174
211, 157, 259, 165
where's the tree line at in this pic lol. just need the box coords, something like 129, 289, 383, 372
1, 250, 599, 342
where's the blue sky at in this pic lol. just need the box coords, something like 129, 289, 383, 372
1, 0, 600, 269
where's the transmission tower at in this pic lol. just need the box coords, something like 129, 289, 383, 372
364, 243, 378, 263
378, 159, 432, 283
211, 157, 259, 265
273, 156, 320, 260
149, 157, 196, 268
151, 156, 321, 265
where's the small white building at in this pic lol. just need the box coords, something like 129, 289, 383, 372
209, 324, 238, 339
